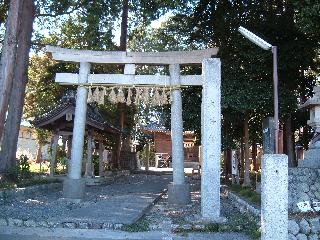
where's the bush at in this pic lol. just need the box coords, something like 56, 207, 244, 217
122, 219, 150, 232
230, 184, 261, 205
6, 155, 31, 182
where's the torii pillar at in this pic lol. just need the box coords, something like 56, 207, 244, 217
201, 58, 222, 221
168, 64, 191, 204
63, 62, 90, 201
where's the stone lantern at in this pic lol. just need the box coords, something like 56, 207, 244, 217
298, 85, 320, 168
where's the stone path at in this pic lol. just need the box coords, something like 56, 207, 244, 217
0, 226, 251, 240
0, 174, 171, 227
0, 173, 256, 239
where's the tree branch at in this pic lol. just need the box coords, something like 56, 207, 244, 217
36, 4, 81, 18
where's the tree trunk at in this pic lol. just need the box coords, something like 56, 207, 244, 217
35, 145, 42, 163
0, 0, 34, 173
240, 136, 244, 180
115, 0, 129, 169
0, 0, 23, 140
119, 0, 129, 51
224, 148, 232, 182
252, 139, 257, 171
243, 114, 251, 186
284, 115, 296, 167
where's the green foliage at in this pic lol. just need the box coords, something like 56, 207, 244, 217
0, 182, 16, 190
174, 213, 260, 240
0, 178, 61, 190
228, 213, 260, 240
93, 155, 99, 176
122, 219, 150, 232
0, 0, 9, 25
6, 155, 31, 182
291, 0, 320, 40
230, 184, 261, 205
16, 178, 61, 188
129, 0, 319, 148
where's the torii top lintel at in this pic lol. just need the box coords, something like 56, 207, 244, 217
46, 46, 219, 65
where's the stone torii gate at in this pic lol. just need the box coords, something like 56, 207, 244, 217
46, 46, 221, 221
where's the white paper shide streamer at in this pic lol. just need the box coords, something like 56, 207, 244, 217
86, 86, 171, 106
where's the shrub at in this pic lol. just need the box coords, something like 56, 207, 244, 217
6, 155, 31, 182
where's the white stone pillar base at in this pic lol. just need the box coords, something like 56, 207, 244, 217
168, 183, 190, 205
261, 154, 288, 240
63, 178, 85, 202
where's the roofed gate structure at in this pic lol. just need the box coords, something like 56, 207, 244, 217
32, 91, 121, 177
46, 46, 222, 221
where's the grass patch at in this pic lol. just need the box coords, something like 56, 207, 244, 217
228, 213, 260, 240
121, 219, 150, 232
0, 178, 61, 190
0, 182, 17, 190
16, 178, 61, 188
230, 184, 261, 205
173, 213, 260, 239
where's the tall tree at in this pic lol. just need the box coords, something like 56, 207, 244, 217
0, 0, 23, 141
0, 0, 35, 172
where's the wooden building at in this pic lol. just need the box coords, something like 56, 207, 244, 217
143, 123, 200, 168
32, 91, 123, 176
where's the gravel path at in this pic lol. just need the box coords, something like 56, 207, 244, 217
0, 173, 257, 239
143, 176, 255, 239
0, 174, 171, 222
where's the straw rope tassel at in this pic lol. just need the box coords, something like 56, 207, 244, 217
161, 88, 167, 105
98, 87, 105, 105
154, 88, 161, 106
126, 87, 132, 106
117, 87, 126, 103
142, 88, 149, 105
87, 86, 93, 103
93, 87, 100, 103
134, 87, 141, 105
167, 89, 172, 103
109, 87, 117, 104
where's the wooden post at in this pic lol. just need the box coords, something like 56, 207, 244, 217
85, 130, 93, 177
98, 141, 104, 177
50, 131, 59, 177
145, 143, 150, 171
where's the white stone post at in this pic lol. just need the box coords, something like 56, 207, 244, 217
50, 132, 59, 177
85, 131, 93, 177
201, 58, 221, 221
98, 141, 104, 177
261, 154, 288, 240
168, 64, 190, 205
63, 62, 90, 200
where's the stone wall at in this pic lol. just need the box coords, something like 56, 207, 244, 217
289, 168, 320, 213
289, 218, 320, 240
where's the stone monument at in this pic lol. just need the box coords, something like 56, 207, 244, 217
298, 85, 320, 168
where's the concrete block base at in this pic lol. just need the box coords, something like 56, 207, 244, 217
85, 176, 105, 186
63, 178, 85, 201
168, 183, 191, 205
